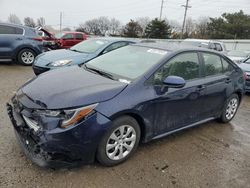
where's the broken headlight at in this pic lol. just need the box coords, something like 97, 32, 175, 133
35, 103, 98, 128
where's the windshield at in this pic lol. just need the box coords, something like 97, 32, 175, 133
244, 58, 250, 64
85, 45, 168, 80
55, 32, 64, 39
228, 51, 250, 57
70, 39, 109, 53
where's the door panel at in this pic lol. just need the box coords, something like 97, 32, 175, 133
152, 79, 207, 134
147, 52, 206, 135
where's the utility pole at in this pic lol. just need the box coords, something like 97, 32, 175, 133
159, 0, 164, 20
181, 0, 191, 39
60, 12, 62, 32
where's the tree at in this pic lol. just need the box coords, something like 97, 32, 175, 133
196, 17, 209, 39
62, 27, 71, 31
207, 10, 250, 39
136, 17, 150, 37
122, 19, 142, 38
84, 18, 102, 35
145, 18, 171, 39
8, 14, 22, 25
109, 18, 121, 36
37, 17, 45, 27
75, 24, 87, 33
184, 17, 196, 38
24, 17, 36, 27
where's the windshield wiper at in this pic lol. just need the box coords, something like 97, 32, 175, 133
84, 65, 115, 80
69, 49, 82, 53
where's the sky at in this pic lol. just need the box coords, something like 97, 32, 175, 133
1, 0, 250, 29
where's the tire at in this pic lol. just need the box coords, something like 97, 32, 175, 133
17, 48, 36, 66
97, 116, 141, 166
219, 94, 239, 123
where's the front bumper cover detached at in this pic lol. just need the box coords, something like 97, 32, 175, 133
6, 102, 111, 169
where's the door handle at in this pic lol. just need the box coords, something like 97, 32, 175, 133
16, 38, 23, 41
225, 78, 232, 84
196, 85, 206, 92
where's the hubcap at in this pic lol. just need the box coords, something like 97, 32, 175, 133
106, 125, 136, 161
21, 51, 34, 64
225, 98, 238, 120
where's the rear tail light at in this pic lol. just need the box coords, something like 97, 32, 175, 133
243, 72, 248, 80
32, 37, 43, 42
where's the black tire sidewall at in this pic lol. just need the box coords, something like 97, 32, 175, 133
97, 116, 141, 166
220, 94, 239, 123
17, 49, 36, 66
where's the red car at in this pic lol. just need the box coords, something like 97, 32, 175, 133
55, 32, 88, 49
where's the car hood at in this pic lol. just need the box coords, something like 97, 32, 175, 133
35, 49, 93, 66
238, 63, 250, 72
18, 66, 127, 109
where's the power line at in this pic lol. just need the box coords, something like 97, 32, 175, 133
181, 0, 191, 39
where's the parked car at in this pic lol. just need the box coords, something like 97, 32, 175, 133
7, 42, 245, 168
55, 32, 87, 49
238, 57, 250, 92
227, 50, 250, 64
0, 23, 43, 65
36, 27, 60, 50
32, 38, 135, 75
181, 39, 227, 54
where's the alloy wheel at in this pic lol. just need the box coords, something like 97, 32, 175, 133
225, 98, 238, 120
106, 125, 136, 161
21, 51, 35, 65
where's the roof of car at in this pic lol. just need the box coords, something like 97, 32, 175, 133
133, 41, 222, 54
89, 37, 136, 43
184, 38, 223, 44
0, 22, 34, 30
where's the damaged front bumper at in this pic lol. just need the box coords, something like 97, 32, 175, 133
6, 102, 111, 168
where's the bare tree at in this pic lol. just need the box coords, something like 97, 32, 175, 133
84, 18, 101, 35
62, 27, 71, 31
196, 17, 209, 39
37, 17, 45, 27
8, 14, 22, 25
185, 17, 196, 38
96, 17, 110, 36
136, 17, 150, 37
24, 17, 36, 27
109, 18, 121, 36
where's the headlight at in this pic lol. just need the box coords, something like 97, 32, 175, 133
48, 59, 72, 67
35, 103, 98, 128
61, 103, 98, 128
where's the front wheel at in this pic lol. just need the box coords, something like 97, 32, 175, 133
219, 94, 239, 123
17, 49, 36, 66
97, 116, 141, 166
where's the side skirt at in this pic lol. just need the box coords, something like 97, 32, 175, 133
152, 117, 216, 140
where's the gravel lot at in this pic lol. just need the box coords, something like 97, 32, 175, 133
0, 64, 250, 188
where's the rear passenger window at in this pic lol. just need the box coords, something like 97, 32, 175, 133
203, 53, 223, 76
0, 25, 23, 35
62, 34, 74, 39
153, 52, 200, 84
75, 34, 83, 40
221, 58, 234, 73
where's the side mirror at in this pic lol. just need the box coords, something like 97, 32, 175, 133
163, 76, 186, 88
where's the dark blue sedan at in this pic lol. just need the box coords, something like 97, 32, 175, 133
32, 38, 134, 75
7, 43, 245, 168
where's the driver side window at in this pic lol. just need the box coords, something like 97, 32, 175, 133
153, 52, 200, 85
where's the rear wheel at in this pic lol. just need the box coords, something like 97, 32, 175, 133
219, 94, 239, 123
17, 49, 36, 66
97, 116, 141, 166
